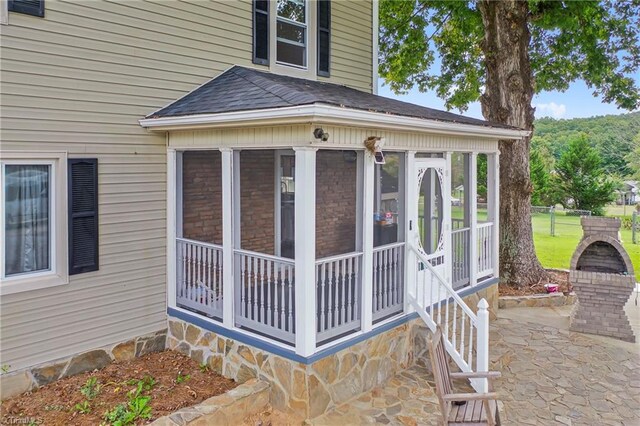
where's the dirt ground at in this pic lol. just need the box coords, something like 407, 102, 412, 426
498, 269, 572, 296
0, 350, 236, 426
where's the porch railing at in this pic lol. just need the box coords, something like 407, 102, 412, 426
176, 238, 223, 320
452, 227, 470, 289
234, 249, 295, 345
372, 242, 405, 323
477, 222, 494, 278
316, 251, 362, 345
409, 245, 490, 391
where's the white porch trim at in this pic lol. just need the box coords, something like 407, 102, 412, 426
140, 105, 530, 140
488, 153, 500, 276
220, 148, 234, 328
293, 147, 318, 356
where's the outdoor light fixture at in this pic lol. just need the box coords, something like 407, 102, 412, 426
365, 136, 386, 164
313, 127, 330, 142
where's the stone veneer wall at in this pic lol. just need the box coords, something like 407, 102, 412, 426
167, 317, 416, 419
168, 282, 499, 419
150, 379, 269, 426
0, 330, 166, 400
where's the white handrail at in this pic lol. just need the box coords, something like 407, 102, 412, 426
315, 251, 363, 265
233, 248, 295, 265
177, 237, 223, 250
409, 245, 477, 322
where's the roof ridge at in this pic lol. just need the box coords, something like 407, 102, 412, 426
231, 67, 305, 106
233, 67, 318, 105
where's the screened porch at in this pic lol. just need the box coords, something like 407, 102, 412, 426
167, 147, 498, 357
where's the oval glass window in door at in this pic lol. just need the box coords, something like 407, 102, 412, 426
417, 167, 444, 255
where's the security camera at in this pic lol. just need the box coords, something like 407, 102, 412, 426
313, 128, 330, 142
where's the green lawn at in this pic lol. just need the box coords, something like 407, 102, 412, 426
532, 211, 640, 281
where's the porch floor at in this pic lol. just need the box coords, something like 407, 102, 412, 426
312, 304, 640, 425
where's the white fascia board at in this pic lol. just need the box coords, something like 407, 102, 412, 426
139, 104, 530, 140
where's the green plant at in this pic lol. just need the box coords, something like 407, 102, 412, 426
1, 364, 10, 375
175, 373, 191, 384
199, 363, 210, 373
80, 377, 100, 400
74, 400, 92, 414
102, 383, 153, 426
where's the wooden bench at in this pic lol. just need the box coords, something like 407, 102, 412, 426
428, 326, 502, 425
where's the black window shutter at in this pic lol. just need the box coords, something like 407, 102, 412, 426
253, 0, 269, 65
317, 0, 331, 77
68, 159, 99, 275
8, 0, 44, 17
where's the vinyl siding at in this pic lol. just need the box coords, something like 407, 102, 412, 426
0, 0, 374, 371
168, 126, 500, 153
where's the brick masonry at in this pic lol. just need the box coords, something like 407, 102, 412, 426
316, 150, 357, 258
182, 151, 223, 244
181, 149, 359, 258
569, 217, 636, 342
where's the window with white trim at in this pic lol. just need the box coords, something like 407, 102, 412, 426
276, 0, 307, 67
0, 153, 68, 294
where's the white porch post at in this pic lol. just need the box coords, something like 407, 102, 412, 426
468, 153, 478, 287
167, 149, 177, 310
405, 151, 416, 313
361, 150, 375, 333
487, 152, 500, 277
443, 152, 453, 285
220, 148, 234, 328
294, 147, 317, 356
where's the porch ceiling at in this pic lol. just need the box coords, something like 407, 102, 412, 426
139, 66, 529, 140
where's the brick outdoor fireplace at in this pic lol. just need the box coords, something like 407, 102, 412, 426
569, 217, 636, 342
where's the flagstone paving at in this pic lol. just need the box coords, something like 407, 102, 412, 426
313, 305, 640, 425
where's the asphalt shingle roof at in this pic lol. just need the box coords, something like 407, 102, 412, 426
147, 66, 514, 130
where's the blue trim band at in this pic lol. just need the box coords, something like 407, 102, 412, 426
168, 307, 419, 364
167, 280, 497, 364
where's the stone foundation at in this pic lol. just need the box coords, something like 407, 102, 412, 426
150, 379, 270, 426
0, 329, 167, 400
168, 282, 499, 419
167, 317, 418, 419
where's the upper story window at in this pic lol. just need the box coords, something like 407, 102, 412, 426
276, 0, 307, 67
253, 0, 330, 77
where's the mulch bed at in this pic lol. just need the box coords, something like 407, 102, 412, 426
1, 350, 237, 426
499, 269, 573, 296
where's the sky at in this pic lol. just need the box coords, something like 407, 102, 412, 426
378, 75, 640, 121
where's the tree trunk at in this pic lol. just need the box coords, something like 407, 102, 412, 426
477, 0, 547, 286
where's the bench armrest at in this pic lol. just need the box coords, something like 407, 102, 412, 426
450, 371, 501, 380
443, 392, 499, 402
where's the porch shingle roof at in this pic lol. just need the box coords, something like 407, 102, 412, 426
147, 66, 514, 130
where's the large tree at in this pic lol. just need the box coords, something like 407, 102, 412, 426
379, 0, 640, 286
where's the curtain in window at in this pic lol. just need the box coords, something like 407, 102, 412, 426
4, 165, 50, 276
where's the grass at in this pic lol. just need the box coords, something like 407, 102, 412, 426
532, 209, 640, 282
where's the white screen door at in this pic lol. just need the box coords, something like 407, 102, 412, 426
410, 158, 450, 295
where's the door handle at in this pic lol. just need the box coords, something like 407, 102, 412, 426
409, 220, 413, 231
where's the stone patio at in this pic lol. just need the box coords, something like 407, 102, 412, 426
313, 299, 640, 425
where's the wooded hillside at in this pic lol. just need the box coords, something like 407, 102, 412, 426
532, 112, 640, 177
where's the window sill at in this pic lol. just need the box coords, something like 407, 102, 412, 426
0, 272, 69, 295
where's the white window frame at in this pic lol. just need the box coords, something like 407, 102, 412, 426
270, 0, 317, 79
0, 152, 68, 295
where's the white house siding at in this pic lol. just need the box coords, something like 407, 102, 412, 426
0, 0, 374, 371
